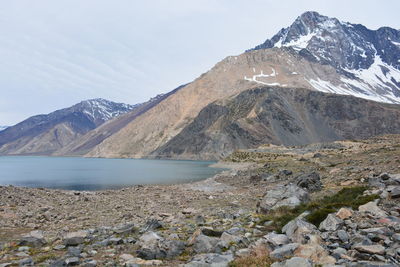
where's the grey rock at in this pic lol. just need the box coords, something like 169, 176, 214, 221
19, 231, 46, 247
295, 172, 322, 192
82, 260, 97, 267
282, 218, 317, 241
142, 219, 163, 232
183, 253, 234, 267
390, 186, 400, 198
358, 201, 388, 218
319, 214, 343, 231
18, 257, 33, 266
63, 231, 88, 246
332, 247, 347, 259
271, 257, 312, 267
264, 232, 289, 247
270, 243, 300, 260
109, 237, 123, 245
136, 232, 185, 260
195, 215, 206, 225
258, 184, 309, 213
353, 244, 385, 255
113, 222, 135, 234
65, 257, 80, 266
201, 228, 223, 237
67, 246, 82, 257
193, 234, 220, 254
337, 229, 349, 242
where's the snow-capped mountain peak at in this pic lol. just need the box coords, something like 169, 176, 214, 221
74, 98, 137, 124
248, 11, 400, 104
253, 11, 400, 71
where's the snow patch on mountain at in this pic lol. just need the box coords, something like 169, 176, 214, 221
244, 69, 286, 86
307, 55, 400, 103
79, 98, 136, 122
0, 126, 8, 132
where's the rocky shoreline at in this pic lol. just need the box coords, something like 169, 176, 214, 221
1, 135, 400, 266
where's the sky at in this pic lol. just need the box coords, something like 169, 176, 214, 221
1, 0, 399, 125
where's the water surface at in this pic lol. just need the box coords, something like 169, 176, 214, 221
0, 156, 222, 190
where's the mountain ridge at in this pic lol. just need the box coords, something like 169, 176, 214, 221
0, 99, 136, 155
85, 11, 400, 159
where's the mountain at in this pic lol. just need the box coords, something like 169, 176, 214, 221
152, 87, 400, 160
250, 11, 400, 103
55, 86, 184, 156
0, 99, 136, 155
0, 126, 8, 132
85, 11, 400, 159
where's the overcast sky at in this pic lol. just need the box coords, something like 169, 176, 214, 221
1, 0, 399, 125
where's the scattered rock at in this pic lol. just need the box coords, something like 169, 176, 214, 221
113, 222, 135, 234
295, 172, 322, 192
184, 253, 234, 267
336, 207, 353, 220
358, 201, 388, 218
264, 232, 289, 247
270, 243, 299, 260
258, 184, 309, 213
271, 257, 312, 267
319, 214, 343, 231
63, 231, 88, 246
353, 244, 386, 255
19, 231, 46, 247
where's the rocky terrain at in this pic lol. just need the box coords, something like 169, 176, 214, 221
1, 134, 400, 266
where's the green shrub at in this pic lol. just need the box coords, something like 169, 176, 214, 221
259, 186, 378, 231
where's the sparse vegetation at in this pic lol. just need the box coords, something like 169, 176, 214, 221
229, 246, 273, 267
259, 186, 378, 231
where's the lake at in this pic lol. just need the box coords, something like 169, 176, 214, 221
0, 156, 223, 191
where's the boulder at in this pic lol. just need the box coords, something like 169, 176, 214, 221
270, 243, 299, 260
294, 235, 336, 265
220, 232, 247, 247
319, 214, 343, 232
63, 231, 88, 246
271, 257, 312, 267
389, 186, 400, 198
263, 232, 289, 247
141, 219, 163, 233
136, 232, 185, 260
113, 222, 135, 234
353, 244, 385, 255
358, 201, 388, 218
282, 219, 317, 243
258, 184, 309, 213
19, 231, 46, 247
183, 253, 234, 267
295, 172, 322, 192
336, 208, 353, 220
192, 234, 219, 254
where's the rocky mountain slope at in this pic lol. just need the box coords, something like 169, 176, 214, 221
86, 11, 400, 159
152, 87, 400, 160
55, 86, 184, 156
0, 99, 135, 155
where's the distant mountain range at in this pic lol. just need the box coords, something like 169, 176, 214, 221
0, 99, 136, 155
1, 11, 400, 159
0, 126, 8, 132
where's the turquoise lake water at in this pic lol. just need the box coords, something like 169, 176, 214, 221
0, 156, 222, 190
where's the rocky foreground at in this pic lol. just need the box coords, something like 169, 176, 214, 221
1, 135, 400, 266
